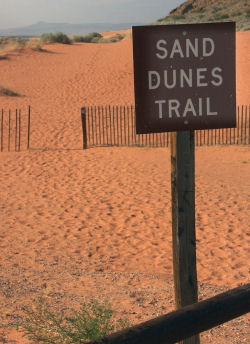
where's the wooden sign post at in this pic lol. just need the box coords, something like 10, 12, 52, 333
171, 130, 199, 344
132, 22, 236, 344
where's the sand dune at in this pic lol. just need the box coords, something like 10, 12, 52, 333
0, 31, 249, 343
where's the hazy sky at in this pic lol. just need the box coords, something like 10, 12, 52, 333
0, 0, 184, 29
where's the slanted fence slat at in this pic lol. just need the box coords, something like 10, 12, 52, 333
81, 105, 250, 149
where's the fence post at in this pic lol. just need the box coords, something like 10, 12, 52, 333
18, 109, 21, 152
241, 105, 243, 144
244, 105, 247, 144
249, 105, 250, 144
81, 107, 87, 149
1, 109, 3, 152
8, 110, 11, 152
171, 130, 200, 344
27, 105, 31, 149
15, 109, 18, 152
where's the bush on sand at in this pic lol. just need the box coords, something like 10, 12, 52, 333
40, 32, 72, 44
72, 32, 124, 43
72, 32, 103, 43
17, 297, 130, 343
0, 85, 20, 97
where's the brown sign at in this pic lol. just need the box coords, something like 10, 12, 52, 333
132, 22, 236, 134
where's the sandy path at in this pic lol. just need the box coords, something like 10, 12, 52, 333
0, 31, 249, 343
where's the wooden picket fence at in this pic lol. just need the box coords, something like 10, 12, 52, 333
1, 105, 249, 152
81, 105, 250, 149
0, 106, 30, 152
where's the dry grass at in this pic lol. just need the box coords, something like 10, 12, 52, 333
0, 36, 43, 59
25, 37, 43, 51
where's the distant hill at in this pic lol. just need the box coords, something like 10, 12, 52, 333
153, 0, 250, 31
0, 21, 142, 37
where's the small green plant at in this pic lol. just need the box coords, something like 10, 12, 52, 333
0, 85, 20, 96
40, 32, 71, 44
17, 298, 130, 343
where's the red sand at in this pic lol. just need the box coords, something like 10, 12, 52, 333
0, 31, 249, 343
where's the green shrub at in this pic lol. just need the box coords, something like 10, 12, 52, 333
72, 32, 103, 43
40, 32, 71, 44
99, 34, 124, 43
0, 85, 20, 96
40, 32, 53, 43
99, 37, 116, 43
114, 34, 124, 41
72, 32, 124, 44
17, 298, 130, 343
53, 32, 71, 44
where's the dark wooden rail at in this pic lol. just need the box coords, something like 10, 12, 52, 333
86, 283, 250, 344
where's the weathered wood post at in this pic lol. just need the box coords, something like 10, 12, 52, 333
81, 107, 87, 149
1, 109, 3, 152
18, 109, 21, 152
8, 110, 11, 152
27, 105, 31, 149
15, 109, 18, 152
171, 130, 199, 344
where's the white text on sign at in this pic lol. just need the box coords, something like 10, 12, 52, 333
149, 37, 223, 119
